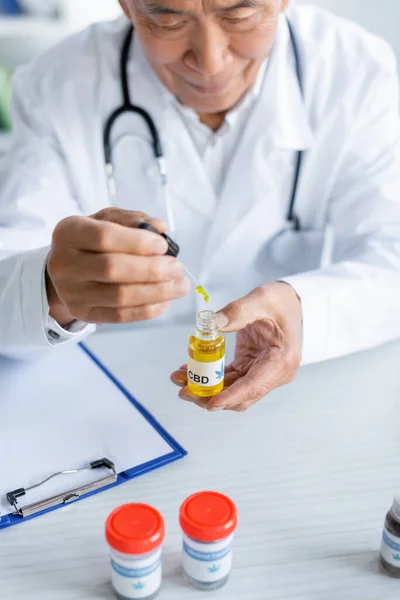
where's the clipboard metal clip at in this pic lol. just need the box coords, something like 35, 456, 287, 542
6, 458, 117, 518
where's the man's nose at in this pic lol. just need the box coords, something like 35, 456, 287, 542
185, 24, 231, 76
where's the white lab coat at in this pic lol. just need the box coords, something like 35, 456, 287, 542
1, 5, 400, 363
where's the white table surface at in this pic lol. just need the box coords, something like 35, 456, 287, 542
1, 323, 400, 600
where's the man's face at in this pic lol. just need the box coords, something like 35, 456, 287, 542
120, 0, 289, 115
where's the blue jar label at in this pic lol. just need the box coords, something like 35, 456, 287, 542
110, 549, 162, 599
182, 534, 233, 583
381, 527, 400, 567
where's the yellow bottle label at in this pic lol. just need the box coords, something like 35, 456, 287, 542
187, 357, 225, 388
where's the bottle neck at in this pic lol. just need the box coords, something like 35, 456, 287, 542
195, 310, 220, 341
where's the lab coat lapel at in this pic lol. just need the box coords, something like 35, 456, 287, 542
161, 111, 217, 221
200, 15, 315, 277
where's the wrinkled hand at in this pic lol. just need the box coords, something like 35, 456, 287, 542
171, 283, 302, 412
46, 208, 189, 327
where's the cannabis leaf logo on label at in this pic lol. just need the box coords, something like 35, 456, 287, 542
208, 564, 220, 574
393, 553, 400, 561
133, 581, 145, 590
215, 360, 224, 381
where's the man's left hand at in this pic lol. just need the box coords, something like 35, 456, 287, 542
170, 282, 303, 412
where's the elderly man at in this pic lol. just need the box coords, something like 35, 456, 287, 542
0, 0, 399, 411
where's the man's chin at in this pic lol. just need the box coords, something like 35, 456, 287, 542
176, 87, 244, 115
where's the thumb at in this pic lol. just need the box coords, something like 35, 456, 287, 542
216, 288, 269, 333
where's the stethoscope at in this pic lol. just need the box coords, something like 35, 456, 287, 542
103, 18, 304, 234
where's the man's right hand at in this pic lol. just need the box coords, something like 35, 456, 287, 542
46, 208, 190, 328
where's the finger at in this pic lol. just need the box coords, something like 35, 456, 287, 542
179, 388, 210, 410
215, 287, 271, 333
224, 371, 241, 387
227, 401, 254, 413
209, 352, 284, 411
171, 374, 187, 387
179, 386, 233, 411
75, 278, 190, 308
84, 302, 172, 324
170, 366, 187, 377
217, 284, 302, 355
173, 378, 186, 388
206, 377, 260, 411
67, 253, 184, 284
170, 369, 187, 387
56, 217, 168, 255
92, 208, 167, 234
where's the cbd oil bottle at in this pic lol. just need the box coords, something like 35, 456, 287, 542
187, 310, 225, 397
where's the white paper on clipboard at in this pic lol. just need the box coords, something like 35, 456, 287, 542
0, 343, 174, 517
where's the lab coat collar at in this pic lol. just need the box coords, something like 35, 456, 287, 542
261, 13, 314, 151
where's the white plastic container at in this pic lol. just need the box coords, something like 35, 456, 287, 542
179, 491, 238, 590
106, 503, 165, 600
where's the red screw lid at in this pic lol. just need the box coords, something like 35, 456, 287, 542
179, 491, 237, 543
106, 504, 165, 555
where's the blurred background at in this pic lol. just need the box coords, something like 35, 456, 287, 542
296, 0, 400, 65
0, 0, 399, 153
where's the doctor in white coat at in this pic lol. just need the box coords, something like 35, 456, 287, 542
1, 0, 400, 412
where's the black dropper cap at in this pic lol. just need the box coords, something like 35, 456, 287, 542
138, 222, 180, 258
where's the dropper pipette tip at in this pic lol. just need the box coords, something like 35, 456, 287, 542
183, 267, 210, 303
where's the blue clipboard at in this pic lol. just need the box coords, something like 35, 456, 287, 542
0, 0, 22, 15
0, 343, 187, 530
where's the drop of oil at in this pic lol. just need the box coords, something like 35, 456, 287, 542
195, 285, 210, 303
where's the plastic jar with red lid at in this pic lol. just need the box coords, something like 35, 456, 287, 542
179, 491, 238, 590
106, 503, 165, 600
